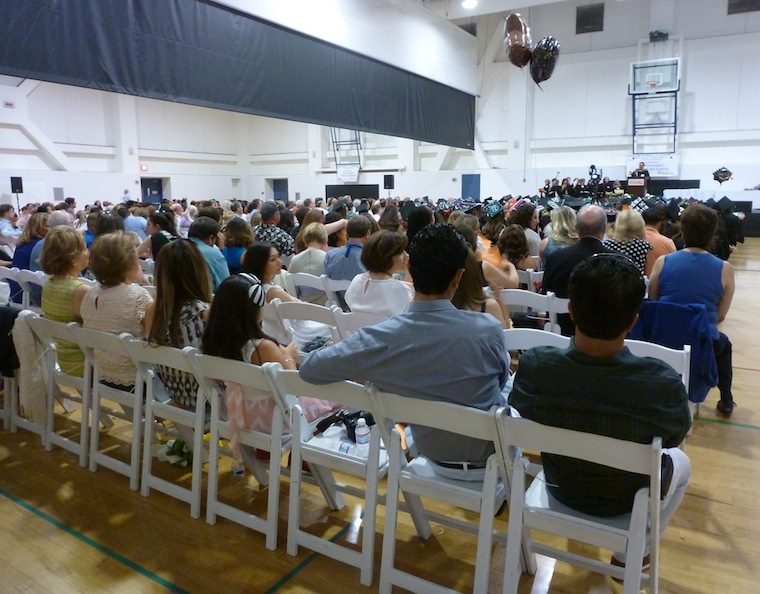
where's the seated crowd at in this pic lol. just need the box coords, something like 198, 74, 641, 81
0, 187, 737, 567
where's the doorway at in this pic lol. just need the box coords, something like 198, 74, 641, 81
141, 178, 164, 204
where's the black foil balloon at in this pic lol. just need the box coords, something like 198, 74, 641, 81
530, 36, 560, 87
504, 13, 532, 68
713, 167, 732, 184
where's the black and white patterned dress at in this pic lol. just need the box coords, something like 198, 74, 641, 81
602, 237, 652, 275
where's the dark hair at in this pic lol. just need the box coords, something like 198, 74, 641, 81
408, 223, 468, 295
95, 211, 125, 237
223, 216, 254, 248
568, 254, 645, 340
405, 206, 434, 243
680, 204, 718, 249
451, 250, 488, 310
481, 212, 506, 244
346, 214, 373, 239
507, 202, 537, 229
202, 275, 268, 361
149, 212, 177, 237
294, 206, 311, 226
242, 241, 275, 279
197, 206, 222, 222
148, 240, 212, 347
324, 212, 343, 247
452, 220, 477, 251
360, 230, 408, 273
497, 224, 530, 267
188, 216, 220, 241
378, 205, 401, 232
295, 209, 326, 252
278, 208, 295, 233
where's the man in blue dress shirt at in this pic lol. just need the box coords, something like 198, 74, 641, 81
188, 216, 230, 291
300, 223, 509, 480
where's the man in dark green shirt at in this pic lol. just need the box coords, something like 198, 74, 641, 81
509, 254, 691, 543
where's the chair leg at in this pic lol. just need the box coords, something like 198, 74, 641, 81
206, 396, 220, 525
379, 436, 403, 594
472, 462, 498, 594
503, 462, 528, 594
287, 426, 303, 557
359, 453, 380, 587
140, 382, 156, 498
265, 409, 283, 551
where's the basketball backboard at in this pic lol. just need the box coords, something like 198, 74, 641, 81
630, 58, 680, 94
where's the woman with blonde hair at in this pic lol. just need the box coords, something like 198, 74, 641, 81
40, 226, 91, 375
80, 231, 153, 390
603, 209, 652, 274
539, 206, 579, 261
294, 209, 347, 253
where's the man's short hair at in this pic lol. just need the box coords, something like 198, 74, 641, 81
48, 210, 74, 228
408, 223, 468, 295
188, 216, 221, 241
346, 215, 372, 239
576, 204, 607, 238
569, 254, 645, 340
197, 206, 222, 222
0, 204, 14, 217
680, 204, 718, 250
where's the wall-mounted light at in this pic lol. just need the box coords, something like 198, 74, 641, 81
462, 0, 478, 9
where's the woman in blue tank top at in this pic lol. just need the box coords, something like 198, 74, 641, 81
649, 204, 736, 416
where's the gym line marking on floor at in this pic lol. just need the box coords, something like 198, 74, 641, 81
0, 487, 189, 594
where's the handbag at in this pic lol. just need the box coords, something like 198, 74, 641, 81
316, 408, 375, 442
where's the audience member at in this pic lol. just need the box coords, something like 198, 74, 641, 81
40, 226, 92, 376
295, 209, 347, 253
509, 254, 690, 566
80, 231, 153, 390
542, 204, 614, 335
289, 222, 329, 305
221, 216, 254, 275
121, 205, 148, 240
649, 204, 736, 416
345, 230, 413, 317
145, 240, 213, 410
378, 205, 402, 232
405, 205, 434, 244
323, 215, 372, 281
452, 250, 510, 328
8, 212, 49, 305
539, 206, 578, 261
642, 207, 676, 276
603, 209, 652, 274
137, 212, 178, 260
253, 202, 295, 257
31, 210, 75, 271
0, 204, 21, 248
300, 224, 510, 481
497, 224, 538, 271
188, 216, 230, 291
508, 201, 541, 257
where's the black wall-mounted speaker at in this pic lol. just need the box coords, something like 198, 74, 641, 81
383, 174, 395, 190
10, 177, 23, 194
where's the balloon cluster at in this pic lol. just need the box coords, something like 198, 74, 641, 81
504, 13, 560, 88
713, 167, 732, 185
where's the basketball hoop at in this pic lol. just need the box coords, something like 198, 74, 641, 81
645, 81, 660, 94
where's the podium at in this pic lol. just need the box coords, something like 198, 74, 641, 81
627, 177, 646, 197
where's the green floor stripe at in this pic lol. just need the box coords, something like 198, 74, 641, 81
696, 416, 760, 430
264, 511, 366, 593
0, 487, 189, 594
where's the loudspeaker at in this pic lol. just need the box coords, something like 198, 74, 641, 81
10, 177, 23, 194
383, 174, 395, 190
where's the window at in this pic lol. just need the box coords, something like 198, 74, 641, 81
576, 3, 604, 34
728, 0, 760, 14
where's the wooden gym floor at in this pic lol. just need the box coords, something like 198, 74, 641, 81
1, 238, 759, 593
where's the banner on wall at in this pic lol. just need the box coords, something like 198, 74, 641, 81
337, 165, 360, 183
627, 154, 680, 178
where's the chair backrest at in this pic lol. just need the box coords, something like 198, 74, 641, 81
261, 297, 290, 345
190, 351, 276, 398
516, 269, 543, 293
503, 327, 570, 350
123, 338, 197, 379
26, 314, 80, 351
75, 326, 133, 360
332, 307, 388, 340
0, 266, 19, 282
140, 259, 155, 274
624, 339, 691, 390
368, 385, 502, 452
274, 300, 341, 343
321, 274, 352, 309
16, 269, 48, 311
497, 288, 553, 312
289, 272, 327, 293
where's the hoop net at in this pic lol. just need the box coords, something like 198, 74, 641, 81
646, 81, 660, 94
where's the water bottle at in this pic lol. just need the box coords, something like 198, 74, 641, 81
355, 418, 370, 458
334, 440, 356, 455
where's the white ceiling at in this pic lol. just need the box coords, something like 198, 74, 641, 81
422, 0, 567, 20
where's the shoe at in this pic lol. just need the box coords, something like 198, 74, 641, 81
716, 399, 735, 418
610, 554, 650, 583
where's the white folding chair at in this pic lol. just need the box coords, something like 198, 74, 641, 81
187, 354, 338, 550
0, 267, 22, 308
503, 327, 571, 351
123, 339, 207, 519
273, 299, 341, 347
368, 386, 506, 594
25, 315, 90, 466
139, 258, 155, 275
332, 308, 388, 341
261, 298, 290, 346
321, 274, 352, 310
498, 288, 553, 329
268, 368, 417, 586
624, 340, 690, 392
16, 269, 48, 313
516, 269, 543, 293
497, 413, 662, 594
288, 271, 328, 305
75, 327, 143, 491
548, 293, 569, 334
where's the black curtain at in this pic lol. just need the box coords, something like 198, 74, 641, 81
0, 0, 475, 149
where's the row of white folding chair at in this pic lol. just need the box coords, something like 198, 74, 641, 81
277, 270, 354, 311
498, 289, 562, 333
0, 267, 48, 312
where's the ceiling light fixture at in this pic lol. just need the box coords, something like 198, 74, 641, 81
462, 0, 478, 9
